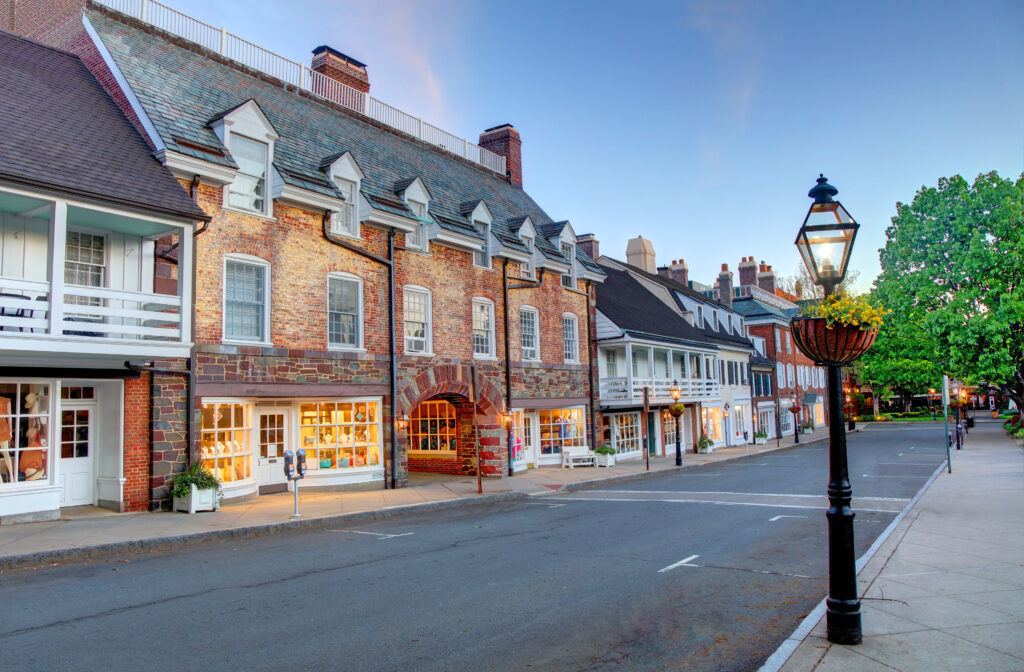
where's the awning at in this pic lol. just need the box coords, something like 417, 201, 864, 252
803, 393, 820, 404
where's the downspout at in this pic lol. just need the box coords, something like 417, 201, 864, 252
502, 259, 513, 476
585, 281, 598, 451
321, 213, 397, 489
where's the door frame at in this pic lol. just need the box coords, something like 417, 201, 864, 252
59, 401, 96, 507
255, 406, 290, 494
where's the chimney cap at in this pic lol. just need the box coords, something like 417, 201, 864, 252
720, 263, 729, 272
311, 45, 367, 69
482, 123, 516, 134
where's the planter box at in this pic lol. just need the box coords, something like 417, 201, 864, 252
791, 317, 878, 366
698, 445, 714, 454
173, 484, 219, 514
595, 453, 616, 467
803, 428, 815, 435
754, 437, 767, 445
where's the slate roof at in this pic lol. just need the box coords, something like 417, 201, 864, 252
596, 266, 718, 350
603, 259, 754, 350
0, 29, 208, 222
87, 11, 601, 276
732, 296, 799, 321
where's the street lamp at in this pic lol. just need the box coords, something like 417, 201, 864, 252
790, 395, 801, 444
669, 381, 684, 466
795, 174, 863, 646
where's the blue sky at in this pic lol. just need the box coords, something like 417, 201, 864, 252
172, 0, 1024, 290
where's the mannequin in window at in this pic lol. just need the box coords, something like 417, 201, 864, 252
19, 391, 46, 481
0, 397, 11, 483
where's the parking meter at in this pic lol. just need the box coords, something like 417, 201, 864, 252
296, 448, 306, 478
283, 449, 295, 480
283, 449, 303, 519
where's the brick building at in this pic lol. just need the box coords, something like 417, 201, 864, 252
7, 0, 604, 503
0, 29, 206, 522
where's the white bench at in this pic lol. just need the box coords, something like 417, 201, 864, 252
561, 445, 596, 469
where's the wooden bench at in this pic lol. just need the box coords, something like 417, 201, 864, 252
561, 445, 596, 469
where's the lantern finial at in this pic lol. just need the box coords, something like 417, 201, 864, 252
808, 174, 838, 203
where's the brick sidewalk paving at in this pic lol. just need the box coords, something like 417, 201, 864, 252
776, 420, 1024, 672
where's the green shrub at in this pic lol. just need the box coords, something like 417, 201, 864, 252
595, 444, 616, 456
170, 462, 219, 499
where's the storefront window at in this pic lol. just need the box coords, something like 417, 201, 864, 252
662, 410, 678, 449
300, 400, 381, 469
701, 407, 724, 443
408, 400, 457, 453
510, 410, 532, 466
539, 407, 585, 455
601, 412, 641, 455
0, 383, 50, 486
200, 402, 253, 483
814, 403, 825, 427
780, 407, 793, 433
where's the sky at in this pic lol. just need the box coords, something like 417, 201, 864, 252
171, 0, 1024, 291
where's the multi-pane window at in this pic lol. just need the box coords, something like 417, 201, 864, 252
520, 307, 539, 361
409, 400, 457, 452
605, 349, 619, 377
563, 314, 579, 363
561, 242, 575, 288
696, 306, 704, 327
473, 223, 490, 268
228, 135, 268, 213
332, 178, 357, 237
299, 400, 381, 469
328, 275, 361, 349
539, 407, 585, 455
224, 259, 267, 342
403, 287, 431, 354
785, 331, 792, 354
602, 412, 641, 455
0, 383, 50, 486
520, 236, 535, 278
407, 200, 427, 250
200, 402, 253, 483
764, 372, 773, 396
781, 408, 793, 433
472, 299, 494, 357
711, 310, 719, 331
689, 353, 701, 378
65, 231, 105, 312
777, 365, 786, 388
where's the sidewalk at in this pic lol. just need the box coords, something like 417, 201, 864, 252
778, 420, 1024, 672
0, 437, 814, 570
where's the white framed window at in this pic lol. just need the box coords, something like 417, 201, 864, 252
228, 135, 270, 215
561, 242, 576, 288
409, 400, 457, 453
406, 200, 427, 251
332, 177, 358, 237
710, 309, 719, 331
472, 298, 495, 358
299, 399, 381, 469
787, 364, 795, 388
65, 230, 106, 312
199, 401, 253, 483
777, 365, 785, 388
738, 318, 745, 335
403, 286, 432, 354
774, 327, 782, 350
520, 235, 535, 279
520, 306, 540, 361
223, 255, 270, 344
785, 331, 792, 354
562, 313, 579, 363
0, 383, 52, 488
473, 222, 491, 269
605, 349, 619, 377
539, 407, 586, 455
601, 412, 642, 456
328, 273, 362, 350
727, 315, 734, 333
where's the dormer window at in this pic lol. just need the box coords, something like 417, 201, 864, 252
711, 309, 719, 331
333, 177, 357, 237
521, 235, 535, 279
228, 135, 269, 214
561, 242, 576, 288
473, 221, 491, 269
407, 200, 427, 250
696, 305, 704, 327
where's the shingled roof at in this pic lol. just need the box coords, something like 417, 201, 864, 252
86, 11, 601, 275
0, 30, 207, 222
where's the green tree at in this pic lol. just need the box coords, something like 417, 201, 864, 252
874, 172, 1024, 411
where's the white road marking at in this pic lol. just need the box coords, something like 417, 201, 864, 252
658, 554, 700, 573
547, 504, 566, 508
769, 515, 806, 522
861, 474, 915, 479
541, 496, 900, 514
588, 489, 909, 502
332, 530, 414, 540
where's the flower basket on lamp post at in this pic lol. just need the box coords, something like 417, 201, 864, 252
791, 317, 879, 367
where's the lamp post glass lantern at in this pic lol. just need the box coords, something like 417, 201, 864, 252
794, 175, 864, 645
669, 381, 683, 466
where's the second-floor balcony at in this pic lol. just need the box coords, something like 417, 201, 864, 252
0, 186, 194, 361
598, 342, 722, 406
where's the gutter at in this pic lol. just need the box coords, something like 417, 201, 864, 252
322, 213, 398, 489
502, 259, 514, 476
585, 281, 598, 452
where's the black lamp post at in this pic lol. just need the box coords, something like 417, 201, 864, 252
791, 395, 800, 444
670, 381, 683, 466
795, 174, 862, 645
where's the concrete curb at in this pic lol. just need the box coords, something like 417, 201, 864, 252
757, 459, 948, 672
0, 491, 527, 573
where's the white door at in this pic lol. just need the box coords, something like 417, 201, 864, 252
256, 410, 289, 494
511, 411, 539, 471
60, 405, 94, 506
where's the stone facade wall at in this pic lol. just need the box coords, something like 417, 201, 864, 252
150, 369, 190, 510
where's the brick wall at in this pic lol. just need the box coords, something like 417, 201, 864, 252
122, 371, 150, 512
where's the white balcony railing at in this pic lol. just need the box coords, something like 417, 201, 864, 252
94, 0, 508, 176
0, 278, 183, 343
599, 377, 721, 403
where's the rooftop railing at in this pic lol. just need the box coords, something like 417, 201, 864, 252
94, 0, 508, 176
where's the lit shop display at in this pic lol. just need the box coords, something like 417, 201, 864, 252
299, 400, 380, 470
0, 383, 50, 486
200, 402, 252, 483
539, 407, 586, 455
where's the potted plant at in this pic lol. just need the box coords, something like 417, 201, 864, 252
802, 421, 814, 435
697, 434, 714, 454
753, 430, 768, 445
171, 462, 221, 514
595, 444, 616, 467
791, 293, 887, 366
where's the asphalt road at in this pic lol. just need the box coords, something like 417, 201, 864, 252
0, 424, 949, 672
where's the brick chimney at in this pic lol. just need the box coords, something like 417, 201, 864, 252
479, 124, 522, 188
577, 233, 599, 261
311, 46, 370, 94
756, 261, 776, 294
716, 263, 734, 309
738, 255, 757, 288
625, 236, 656, 273
658, 259, 689, 286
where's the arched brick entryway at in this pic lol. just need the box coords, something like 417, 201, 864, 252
398, 364, 505, 478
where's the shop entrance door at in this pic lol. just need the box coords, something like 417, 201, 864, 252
510, 411, 538, 471
60, 405, 94, 506
256, 409, 289, 494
